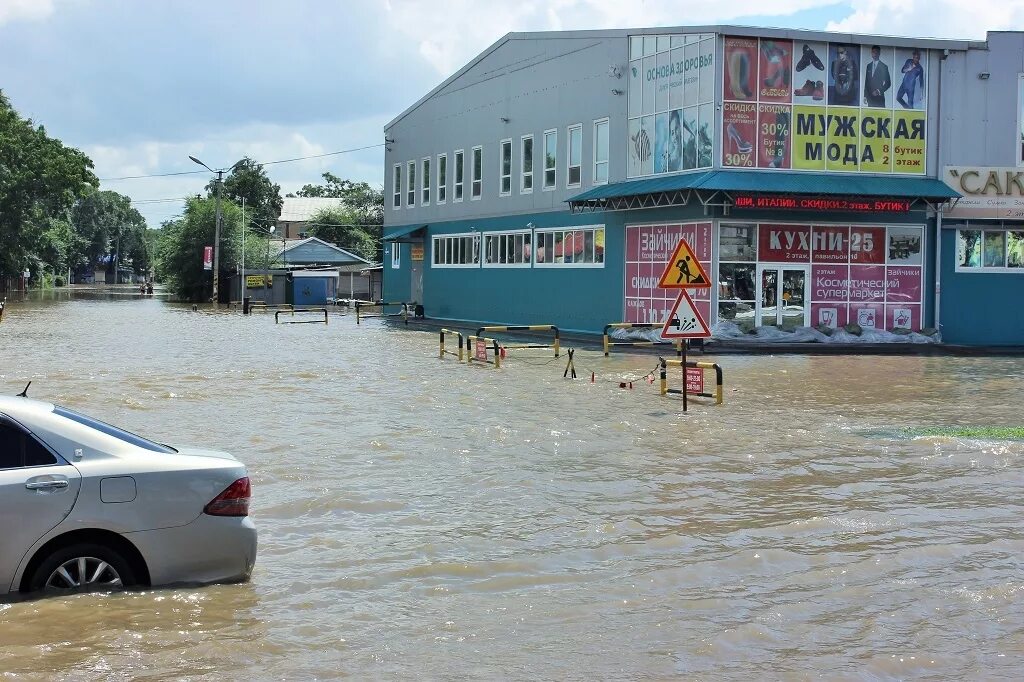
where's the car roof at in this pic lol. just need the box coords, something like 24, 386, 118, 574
0, 395, 56, 421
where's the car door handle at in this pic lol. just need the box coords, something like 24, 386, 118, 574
26, 479, 69, 490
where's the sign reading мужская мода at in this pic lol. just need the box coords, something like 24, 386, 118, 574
722, 36, 927, 174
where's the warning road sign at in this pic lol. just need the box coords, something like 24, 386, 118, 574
661, 290, 711, 339
658, 238, 710, 289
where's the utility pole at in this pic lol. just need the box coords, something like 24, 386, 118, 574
213, 169, 223, 304
241, 197, 246, 306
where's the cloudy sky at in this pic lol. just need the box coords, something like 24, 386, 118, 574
3, 0, 1024, 228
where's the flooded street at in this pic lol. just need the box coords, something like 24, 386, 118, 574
1, 291, 1022, 680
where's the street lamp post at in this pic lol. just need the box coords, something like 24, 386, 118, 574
189, 155, 239, 305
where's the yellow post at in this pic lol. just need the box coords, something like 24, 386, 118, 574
553, 336, 560, 358
602, 334, 609, 356
494, 342, 501, 369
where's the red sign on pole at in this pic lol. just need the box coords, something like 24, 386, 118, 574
474, 339, 488, 362
685, 366, 704, 395
203, 246, 213, 271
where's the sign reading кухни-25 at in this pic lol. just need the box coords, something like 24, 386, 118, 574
722, 36, 927, 174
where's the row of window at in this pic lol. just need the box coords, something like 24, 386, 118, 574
391, 120, 610, 210
955, 228, 1024, 270
431, 226, 606, 268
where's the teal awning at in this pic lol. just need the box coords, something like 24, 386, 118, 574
383, 224, 426, 241
567, 170, 959, 212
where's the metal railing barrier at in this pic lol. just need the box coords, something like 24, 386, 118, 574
466, 336, 501, 368
276, 308, 328, 325
440, 328, 465, 361
603, 322, 684, 356
250, 302, 294, 314
356, 301, 409, 325
475, 325, 560, 357
659, 358, 724, 407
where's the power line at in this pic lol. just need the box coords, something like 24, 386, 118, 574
99, 143, 385, 181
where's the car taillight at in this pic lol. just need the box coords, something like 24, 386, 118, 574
204, 477, 251, 517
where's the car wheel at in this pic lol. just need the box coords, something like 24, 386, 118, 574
30, 543, 136, 593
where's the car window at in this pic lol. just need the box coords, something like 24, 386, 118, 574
0, 421, 59, 469
52, 406, 177, 453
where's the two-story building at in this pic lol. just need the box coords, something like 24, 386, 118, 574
383, 26, 1024, 346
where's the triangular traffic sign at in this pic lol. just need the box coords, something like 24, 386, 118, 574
661, 290, 711, 339
658, 238, 710, 289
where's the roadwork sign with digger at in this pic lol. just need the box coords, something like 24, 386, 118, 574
657, 238, 710, 289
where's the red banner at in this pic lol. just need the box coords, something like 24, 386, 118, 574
758, 39, 793, 102
722, 102, 756, 168
758, 224, 811, 262
203, 245, 213, 271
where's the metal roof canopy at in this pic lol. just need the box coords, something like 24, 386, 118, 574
566, 170, 961, 214
383, 225, 427, 242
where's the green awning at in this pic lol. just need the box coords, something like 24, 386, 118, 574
383, 224, 426, 241
567, 170, 959, 209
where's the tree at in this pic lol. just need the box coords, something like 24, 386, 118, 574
208, 157, 283, 233
0, 90, 98, 281
71, 190, 148, 274
292, 172, 383, 260
156, 197, 243, 302
305, 207, 376, 261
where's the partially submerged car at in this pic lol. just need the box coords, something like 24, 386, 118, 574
0, 394, 256, 597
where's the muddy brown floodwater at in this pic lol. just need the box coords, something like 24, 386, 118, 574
0, 290, 1022, 680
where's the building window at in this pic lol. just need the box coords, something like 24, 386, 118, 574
543, 129, 557, 190
499, 139, 512, 196
421, 157, 431, 206
392, 164, 401, 208
454, 150, 464, 202
432, 233, 480, 267
717, 223, 757, 331
471, 146, 483, 199
406, 160, 415, 207
567, 124, 582, 187
956, 225, 1024, 271
521, 135, 533, 193
533, 226, 605, 267
391, 243, 400, 269
437, 154, 447, 204
593, 118, 609, 185
483, 230, 532, 267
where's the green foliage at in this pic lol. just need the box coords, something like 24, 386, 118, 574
0, 90, 99, 278
208, 157, 283, 233
305, 207, 376, 261
71, 189, 149, 273
156, 197, 243, 302
293, 172, 383, 259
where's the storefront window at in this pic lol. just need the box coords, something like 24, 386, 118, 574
956, 225, 1024, 271
719, 224, 756, 261
718, 263, 756, 332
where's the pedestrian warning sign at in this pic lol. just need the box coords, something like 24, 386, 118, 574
661, 290, 711, 339
658, 238, 710, 289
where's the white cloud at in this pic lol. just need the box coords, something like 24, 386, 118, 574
385, 0, 840, 75
826, 0, 1024, 39
88, 116, 389, 229
0, 0, 55, 25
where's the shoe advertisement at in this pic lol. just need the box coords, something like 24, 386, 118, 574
792, 41, 827, 106
759, 40, 792, 102
757, 104, 791, 169
724, 37, 757, 102
828, 43, 860, 106
722, 101, 757, 167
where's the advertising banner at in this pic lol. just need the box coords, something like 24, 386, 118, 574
757, 104, 792, 168
811, 263, 849, 302
722, 36, 927, 175
625, 223, 712, 324
849, 226, 886, 264
723, 102, 757, 167
861, 45, 895, 108
885, 266, 922, 302
811, 303, 848, 329
759, 39, 793, 102
886, 226, 923, 265
826, 106, 861, 171
827, 43, 860, 107
850, 302, 884, 329
849, 264, 886, 302
811, 226, 849, 262
724, 37, 758, 102
887, 304, 920, 330
944, 166, 1024, 219
893, 110, 926, 173
758, 224, 810, 262
203, 246, 213, 271
792, 105, 826, 170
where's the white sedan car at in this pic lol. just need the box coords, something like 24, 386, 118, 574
0, 395, 257, 597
